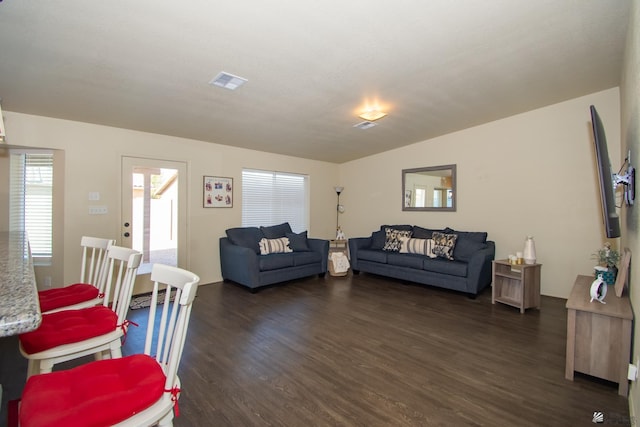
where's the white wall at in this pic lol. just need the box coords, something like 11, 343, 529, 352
3, 88, 623, 300
1, 112, 339, 287
621, 0, 640, 419
339, 88, 621, 299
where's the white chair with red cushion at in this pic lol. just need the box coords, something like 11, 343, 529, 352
19, 245, 142, 377
18, 263, 200, 427
38, 236, 115, 314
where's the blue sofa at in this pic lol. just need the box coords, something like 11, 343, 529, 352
220, 222, 329, 292
348, 225, 495, 297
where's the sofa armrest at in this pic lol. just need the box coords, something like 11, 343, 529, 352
466, 240, 496, 294
307, 238, 329, 272
348, 237, 372, 271
219, 237, 260, 286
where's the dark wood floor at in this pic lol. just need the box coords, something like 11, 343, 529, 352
0, 273, 631, 426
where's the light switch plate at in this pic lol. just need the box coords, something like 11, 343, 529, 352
88, 206, 108, 215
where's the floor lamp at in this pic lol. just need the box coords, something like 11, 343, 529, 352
335, 186, 344, 239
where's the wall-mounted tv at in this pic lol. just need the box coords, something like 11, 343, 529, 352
589, 105, 621, 238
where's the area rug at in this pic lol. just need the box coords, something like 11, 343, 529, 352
129, 290, 175, 310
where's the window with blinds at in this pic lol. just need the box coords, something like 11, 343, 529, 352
242, 169, 309, 232
10, 152, 54, 260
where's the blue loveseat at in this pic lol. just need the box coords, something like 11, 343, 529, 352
349, 225, 495, 297
220, 222, 329, 292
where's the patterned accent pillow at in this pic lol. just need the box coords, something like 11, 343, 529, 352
259, 237, 293, 255
431, 232, 458, 260
400, 237, 437, 258
383, 228, 413, 252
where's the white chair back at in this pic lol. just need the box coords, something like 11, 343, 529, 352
102, 245, 143, 322
146, 264, 200, 392
79, 236, 115, 290
17, 263, 201, 427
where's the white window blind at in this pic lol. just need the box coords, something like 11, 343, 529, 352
10, 152, 54, 259
242, 169, 308, 232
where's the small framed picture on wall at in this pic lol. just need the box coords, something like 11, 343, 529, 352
203, 176, 233, 208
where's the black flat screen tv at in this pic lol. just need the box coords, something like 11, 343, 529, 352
590, 105, 620, 238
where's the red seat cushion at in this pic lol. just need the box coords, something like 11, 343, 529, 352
19, 306, 118, 354
20, 354, 166, 427
38, 283, 100, 312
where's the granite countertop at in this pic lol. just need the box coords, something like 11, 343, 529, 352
0, 231, 42, 337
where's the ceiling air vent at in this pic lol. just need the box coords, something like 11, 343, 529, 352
209, 72, 248, 90
353, 121, 377, 130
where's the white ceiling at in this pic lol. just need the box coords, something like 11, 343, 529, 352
0, 1, 631, 163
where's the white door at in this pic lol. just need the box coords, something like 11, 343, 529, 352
121, 156, 188, 294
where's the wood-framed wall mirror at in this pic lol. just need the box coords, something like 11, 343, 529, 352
402, 164, 456, 212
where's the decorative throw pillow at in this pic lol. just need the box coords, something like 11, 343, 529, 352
412, 226, 444, 240
260, 222, 293, 239
400, 237, 437, 258
286, 231, 310, 251
383, 228, 412, 252
226, 227, 264, 254
431, 232, 457, 260
259, 237, 293, 255
398, 235, 411, 253
370, 230, 386, 250
443, 228, 487, 243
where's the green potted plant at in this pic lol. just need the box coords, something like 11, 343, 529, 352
592, 242, 620, 285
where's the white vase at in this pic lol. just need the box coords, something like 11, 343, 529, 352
523, 236, 536, 265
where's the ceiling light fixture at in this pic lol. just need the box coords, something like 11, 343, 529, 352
209, 72, 248, 90
358, 109, 387, 121
353, 121, 377, 130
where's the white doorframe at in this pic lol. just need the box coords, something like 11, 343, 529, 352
121, 156, 188, 294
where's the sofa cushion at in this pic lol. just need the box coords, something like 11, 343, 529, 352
412, 226, 445, 239
20, 306, 118, 354
259, 253, 295, 271
444, 227, 488, 243
370, 230, 386, 250
387, 253, 425, 269
259, 237, 293, 255
19, 354, 165, 427
286, 231, 310, 251
399, 237, 437, 258
261, 222, 293, 239
38, 283, 100, 313
423, 258, 468, 277
432, 232, 457, 260
453, 238, 488, 262
358, 249, 388, 263
383, 228, 413, 252
226, 227, 264, 254
292, 251, 322, 266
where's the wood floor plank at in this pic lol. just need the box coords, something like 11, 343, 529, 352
0, 272, 631, 426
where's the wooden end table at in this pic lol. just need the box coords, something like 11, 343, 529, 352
492, 260, 541, 313
565, 274, 633, 396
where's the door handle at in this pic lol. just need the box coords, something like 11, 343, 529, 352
123, 232, 130, 238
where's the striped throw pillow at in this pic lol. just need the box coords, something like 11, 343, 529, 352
399, 237, 437, 258
259, 237, 293, 255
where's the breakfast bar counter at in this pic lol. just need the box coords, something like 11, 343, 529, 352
0, 231, 42, 337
